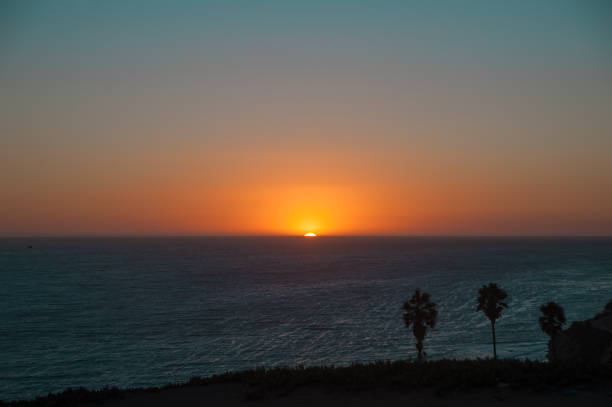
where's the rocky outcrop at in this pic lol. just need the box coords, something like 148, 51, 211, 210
550, 300, 612, 365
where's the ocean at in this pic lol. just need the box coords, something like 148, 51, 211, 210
1, 236, 611, 401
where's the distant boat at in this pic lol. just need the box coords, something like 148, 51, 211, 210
27, 245, 33, 249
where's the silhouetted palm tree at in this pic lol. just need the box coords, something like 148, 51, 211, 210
539, 301, 565, 362
403, 289, 438, 361
476, 283, 508, 359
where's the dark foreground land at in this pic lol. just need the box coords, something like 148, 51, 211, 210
3, 360, 612, 406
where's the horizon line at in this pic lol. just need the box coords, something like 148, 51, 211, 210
2, 234, 612, 239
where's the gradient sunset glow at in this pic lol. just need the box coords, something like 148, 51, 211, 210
1, 1, 611, 236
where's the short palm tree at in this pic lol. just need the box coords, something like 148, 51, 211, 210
476, 283, 508, 359
403, 289, 438, 361
539, 301, 565, 362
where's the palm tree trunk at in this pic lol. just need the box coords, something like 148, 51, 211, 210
491, 322, 497, 359
549, 335, 556, 362
416, 340, 423, 362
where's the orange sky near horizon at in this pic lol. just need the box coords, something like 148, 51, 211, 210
2, 139, 612, 236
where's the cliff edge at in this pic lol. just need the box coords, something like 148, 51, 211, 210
551, 300, 612, 365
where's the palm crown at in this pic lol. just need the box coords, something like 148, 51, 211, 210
477, 283, 508, 323
539, 301, 566, 338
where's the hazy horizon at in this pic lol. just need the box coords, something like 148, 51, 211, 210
3, 233, 612, 238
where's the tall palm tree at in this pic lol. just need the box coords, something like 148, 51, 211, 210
476, 283, 508, 359
403, 289, 438, 361
539, 301, 565, 362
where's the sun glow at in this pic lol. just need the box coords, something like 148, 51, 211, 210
304, 232, 317, 237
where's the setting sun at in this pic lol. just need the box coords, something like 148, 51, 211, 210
304, 232, 317, 237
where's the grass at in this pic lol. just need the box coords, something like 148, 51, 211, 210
3, 359, 611, 406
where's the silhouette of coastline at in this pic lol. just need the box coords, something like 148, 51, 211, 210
2, 359, 610, 406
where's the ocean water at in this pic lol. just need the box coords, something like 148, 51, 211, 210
1, 236, 611, 401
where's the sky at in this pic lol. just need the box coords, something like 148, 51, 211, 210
1, 0, 611, 236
